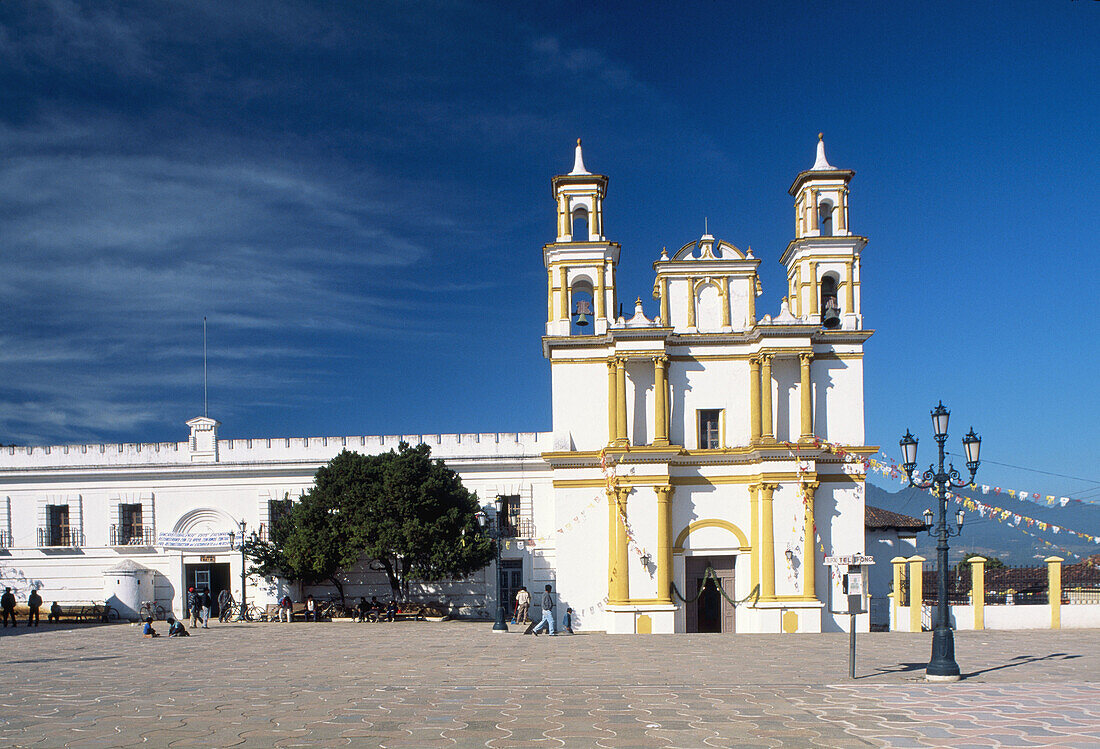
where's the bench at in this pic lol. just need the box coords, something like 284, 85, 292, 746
10, 603, 97, 622
263, 603, 315, 621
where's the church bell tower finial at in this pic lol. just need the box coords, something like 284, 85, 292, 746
571, 138, 590, 176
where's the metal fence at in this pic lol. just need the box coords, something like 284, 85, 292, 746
920, 562, 1100, 606
37, 526, 85, 547
109, 524, 157, 546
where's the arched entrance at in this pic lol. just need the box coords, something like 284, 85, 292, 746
673, 519, 748, 634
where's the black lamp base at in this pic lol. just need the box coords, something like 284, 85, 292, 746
926, 627, 961, 682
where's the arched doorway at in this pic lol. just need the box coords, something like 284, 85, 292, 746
684, 556, 736, 633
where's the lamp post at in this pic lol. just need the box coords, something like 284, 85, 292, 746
228, 519, 250, 622
900, 401, 981, 682
476, 496, 509, 632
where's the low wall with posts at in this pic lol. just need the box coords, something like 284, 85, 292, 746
889, 555, 1100, 632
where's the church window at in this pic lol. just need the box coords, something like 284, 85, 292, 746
571, 207, 589, 241
698, 409, 722, 449
820, 274, 840, 328
118, 503, 142, 545
46, 504, 70, 546
818, 201, 834, 236
499, 494, 521, 536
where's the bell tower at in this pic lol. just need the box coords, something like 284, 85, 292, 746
781, 135, 867, 330
544, 140, 621, 336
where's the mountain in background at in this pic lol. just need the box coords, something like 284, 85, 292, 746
865, 483, 1100, 567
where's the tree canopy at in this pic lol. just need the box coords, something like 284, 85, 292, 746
244, 443, 493, 602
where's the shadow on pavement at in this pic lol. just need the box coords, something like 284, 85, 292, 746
963, 652, 1081, 679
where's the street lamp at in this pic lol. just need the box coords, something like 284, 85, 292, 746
227, 519, 251, 622
900, 401, 981, 682
476, 496, 509, 632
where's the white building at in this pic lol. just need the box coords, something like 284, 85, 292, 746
0, 137, 874, 633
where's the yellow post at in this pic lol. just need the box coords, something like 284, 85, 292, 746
687, 279, 696, 329
908, 556, 925, 633
720, 277, 731, 328
749, 484, 760, 597
659, 277, 669, 326
1046, 556, 1063, 630
614, 488, 631, 603
655, 486, 673, 603
547, 269, 554, 323
558, 266, 568, 321
891, 557, 907, 630
749, 356, 761, 443
596, 262, 606, 320
653, 356, 669, 446
759, 482, 778, 600
606, 360, 617, 445
809, 262, 819, 317
760, 354, 773, 441
969, 556, 986, 630
845, 260, 855, 314
799, 352, 814, 441
615, 357, 628, 445
801, 481, 819, 601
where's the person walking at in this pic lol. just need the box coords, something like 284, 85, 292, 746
514, 586, 530, 625
27, 588, 42, 627
218, 588, 234, 623
186, 587, 198, 628
199, 589, 212, 628
530, 584, 557, 636
1, 587, 16, 627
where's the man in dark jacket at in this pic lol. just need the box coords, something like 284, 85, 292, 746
530, 584, 557, 636
27, 588, 42, 627
187, 587, 198, 628
199, 589, 212, 628
1, 587, 15, 627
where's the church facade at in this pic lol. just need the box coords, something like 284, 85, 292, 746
0, 138, 874, 634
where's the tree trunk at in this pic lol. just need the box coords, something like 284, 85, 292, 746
328, 576, 345, 607
381, 557, 400, 601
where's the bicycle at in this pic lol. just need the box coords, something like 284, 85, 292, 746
139, 601, 165, 620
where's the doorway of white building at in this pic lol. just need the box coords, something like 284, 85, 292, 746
499, 559, 523, 621
684, 556, 735, 633
184, 563, 231, 619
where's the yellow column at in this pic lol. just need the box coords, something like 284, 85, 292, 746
596, 262, 606, 320
653, 356, 669, 446
1046, 556, 1063, 630
749, 356, 761, 443
760, 354, 773, 441
799, 352, 814, 441
891, 556, 907, 629
908, 556, 925, 633
749, 484, 760, 598
607, 359, 618, 445
809, 190, 818, 232
547, 269, 554, 323
845, 260, 855, 315
615, 357, 628, 445
970, 556, 986, 630
686, 279, 696, 329
655, 485, 673, 603
809, 262, 819, 317
557, 196, 566, 238
749, 275, 758, 323
558, 266, 568, 320
610, 488, 631, 603
607, 488, 620, 603
759, 482, 778, 600
839, 188, 848, 232
720, 277, 731, 328
659, 277, 669, 325
793, 265, 802, 318
801, 481, 819, 601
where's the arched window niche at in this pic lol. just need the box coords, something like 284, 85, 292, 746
571, 206, 589, 241
569, 279, 595, 335
819, 273, 840, 329
818, 200, 834, 237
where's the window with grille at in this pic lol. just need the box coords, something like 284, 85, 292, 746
120, 503, 142, 544
699, 409, 722, 449
47, 505, 70, 546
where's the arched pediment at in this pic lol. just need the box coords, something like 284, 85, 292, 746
673, 518, 749, 553
671, 238, 745, 261
172, 507, 239, 535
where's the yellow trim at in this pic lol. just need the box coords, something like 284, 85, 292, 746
547, 270, 554, 323
552, 476, 669, 489
891, 556, 906, 627
558, 266, 568, 320
615, 358, 628, 445
845, 260, 854, 313
597, 261, 606, 320
760, 354, 773, 440
686, 277, 696, 329
672, 518, 749, 553
749, 356, 761, 442
1046, 556, 1062, 630
720, 276, 731, 328
655, 485, 673, 603
970, 556, 985, 630
635, 613, 651, 633
801, 481, 818, 601
607, 360, 617, 445
799, 352, 814, 440
758, 482, 777, 600
749, 484, 759, 595
809, 261, 819, 316
653, 356, 669, 446
659, 277, 669, 325
908, 556, 925, 632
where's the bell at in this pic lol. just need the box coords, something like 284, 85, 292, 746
822, 297, 841, 329
572, 300, 592, 327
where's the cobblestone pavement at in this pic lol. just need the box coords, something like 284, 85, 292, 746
1, 622, 1098, 747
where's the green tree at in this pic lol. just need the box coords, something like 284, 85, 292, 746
245, 444, 493, 605
953, 553, 1006, 578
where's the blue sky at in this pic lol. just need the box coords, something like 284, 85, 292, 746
0, 1, 1097, 502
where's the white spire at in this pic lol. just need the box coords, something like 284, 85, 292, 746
570, 138, 590, 175
812, 132, 836, 170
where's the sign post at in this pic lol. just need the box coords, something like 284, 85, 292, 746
825, 555, 874, 680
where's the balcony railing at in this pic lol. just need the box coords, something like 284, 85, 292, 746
109, 525, 157, 546
0, 530, 11, 548
37, 527, 85, 548
501, 517, 536, 539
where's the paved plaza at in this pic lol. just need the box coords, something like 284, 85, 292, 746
1, 621, 1098, 748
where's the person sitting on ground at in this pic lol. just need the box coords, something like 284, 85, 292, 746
357, 596, 368, 623
48, 601, 62, 623
368, 596, 382, 622
385, 599, 398, 622
166, 616, 190, 637
142, 617, 160, 638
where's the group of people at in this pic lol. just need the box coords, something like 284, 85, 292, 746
2, 586, 57, 627
142, 615, 191, 638
513, 584, 574, 636
355, 596, 399, 622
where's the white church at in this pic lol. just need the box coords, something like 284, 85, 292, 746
0, 138, 876, 634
